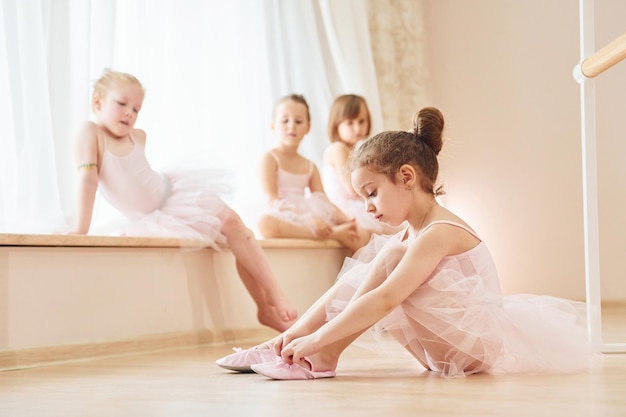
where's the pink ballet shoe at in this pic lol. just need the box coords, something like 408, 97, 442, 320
216, 345, 279, 373
251, 357, 336, 380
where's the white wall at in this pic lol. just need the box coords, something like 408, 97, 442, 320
423, 0, 626, 301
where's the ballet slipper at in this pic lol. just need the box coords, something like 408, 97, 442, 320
251, 357, 336, 380
216, 344, 279, 373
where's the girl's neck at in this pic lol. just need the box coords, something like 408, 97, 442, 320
339, 139, 355, 149
108, 132, 130, 141
98, 123, 129, 141
409, 198, 439, 233
275, 143, 300, 157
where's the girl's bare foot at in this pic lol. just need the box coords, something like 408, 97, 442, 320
258, 301, 298, 332
331, 220, 357, 243
294, 351, 337, 373
331, 220, 370, 253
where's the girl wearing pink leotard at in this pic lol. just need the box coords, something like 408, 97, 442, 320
323, 94, 403, 241
70, 69, 297, 332
256, 94, 363, 254
217, 107, 598, 379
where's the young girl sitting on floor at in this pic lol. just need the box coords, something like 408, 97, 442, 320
217, 106, 598, 379
257, 94, 363, 254
70, 69, 297, 332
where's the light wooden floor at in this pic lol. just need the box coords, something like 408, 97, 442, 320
1, 306, 624, 417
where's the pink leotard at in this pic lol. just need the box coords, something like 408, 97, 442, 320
98, 135, 170, 218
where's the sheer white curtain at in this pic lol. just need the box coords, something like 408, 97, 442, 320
1, 0, 71, 232
0, 0, 382, 234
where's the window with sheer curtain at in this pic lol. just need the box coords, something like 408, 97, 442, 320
0, 0, 382, 234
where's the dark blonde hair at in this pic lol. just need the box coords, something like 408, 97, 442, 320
327, 94, 371, 143
273, 94, 311, 122
348, 107, 445, 196
91, 68, 144, 111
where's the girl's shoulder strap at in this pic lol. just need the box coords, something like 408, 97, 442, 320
422, 220, 481, 241
268, 151, 281, 168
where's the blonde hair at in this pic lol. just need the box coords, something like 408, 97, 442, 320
327, 94, 371, 143
91, 68, 144, 111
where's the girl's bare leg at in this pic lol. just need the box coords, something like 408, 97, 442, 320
259, 214, 369, 255
300, 332, 362, 371
233, 241, 400, 362
293, 243, 407, 371
330, 221, 370, 254
220, 208, 297, 332
257, 215, 317, 239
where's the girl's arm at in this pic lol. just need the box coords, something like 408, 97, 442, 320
131, 128, 147, 146
259, 152, 281, 204
282, 227, 453, 362
271, 276, 345, 355
308, 163, 326, 194
309, 164, 352, 224
272, 238, 403, 354
324, 142, 358, 198
70, 122, 101, 234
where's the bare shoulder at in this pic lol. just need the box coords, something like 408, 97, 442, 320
73, 121, 102, 153
324, 142, 350, 163
260, 150, 279, 168
309, 158, 321, 174
74, 121, 99, 140
440, 210, 477, 237
73, 121, 103, 162
421, 214, 481, 255
131, 128, 147, 145
328, 141, 350, 151
261, 150, 277, 162
325, 142, 351, 168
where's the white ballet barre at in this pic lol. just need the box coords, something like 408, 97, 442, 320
573, 0, 626, 353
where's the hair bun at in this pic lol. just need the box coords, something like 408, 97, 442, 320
411, 107, 444, 155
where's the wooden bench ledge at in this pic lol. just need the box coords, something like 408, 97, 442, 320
0, 233, 345, 250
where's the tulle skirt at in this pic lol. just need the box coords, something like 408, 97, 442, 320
263, 191, 342, 236
326, 233, 600, 378
120, 168, 231, 250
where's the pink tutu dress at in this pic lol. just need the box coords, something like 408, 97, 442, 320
326, 221, 599, 378
97, 135, 229, 249
262, 152, 341, 235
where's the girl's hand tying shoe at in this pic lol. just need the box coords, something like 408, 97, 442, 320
281, 333, 322, 365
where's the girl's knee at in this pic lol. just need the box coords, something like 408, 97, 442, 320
257, 215, 278, 238
220, 207, 247, 236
